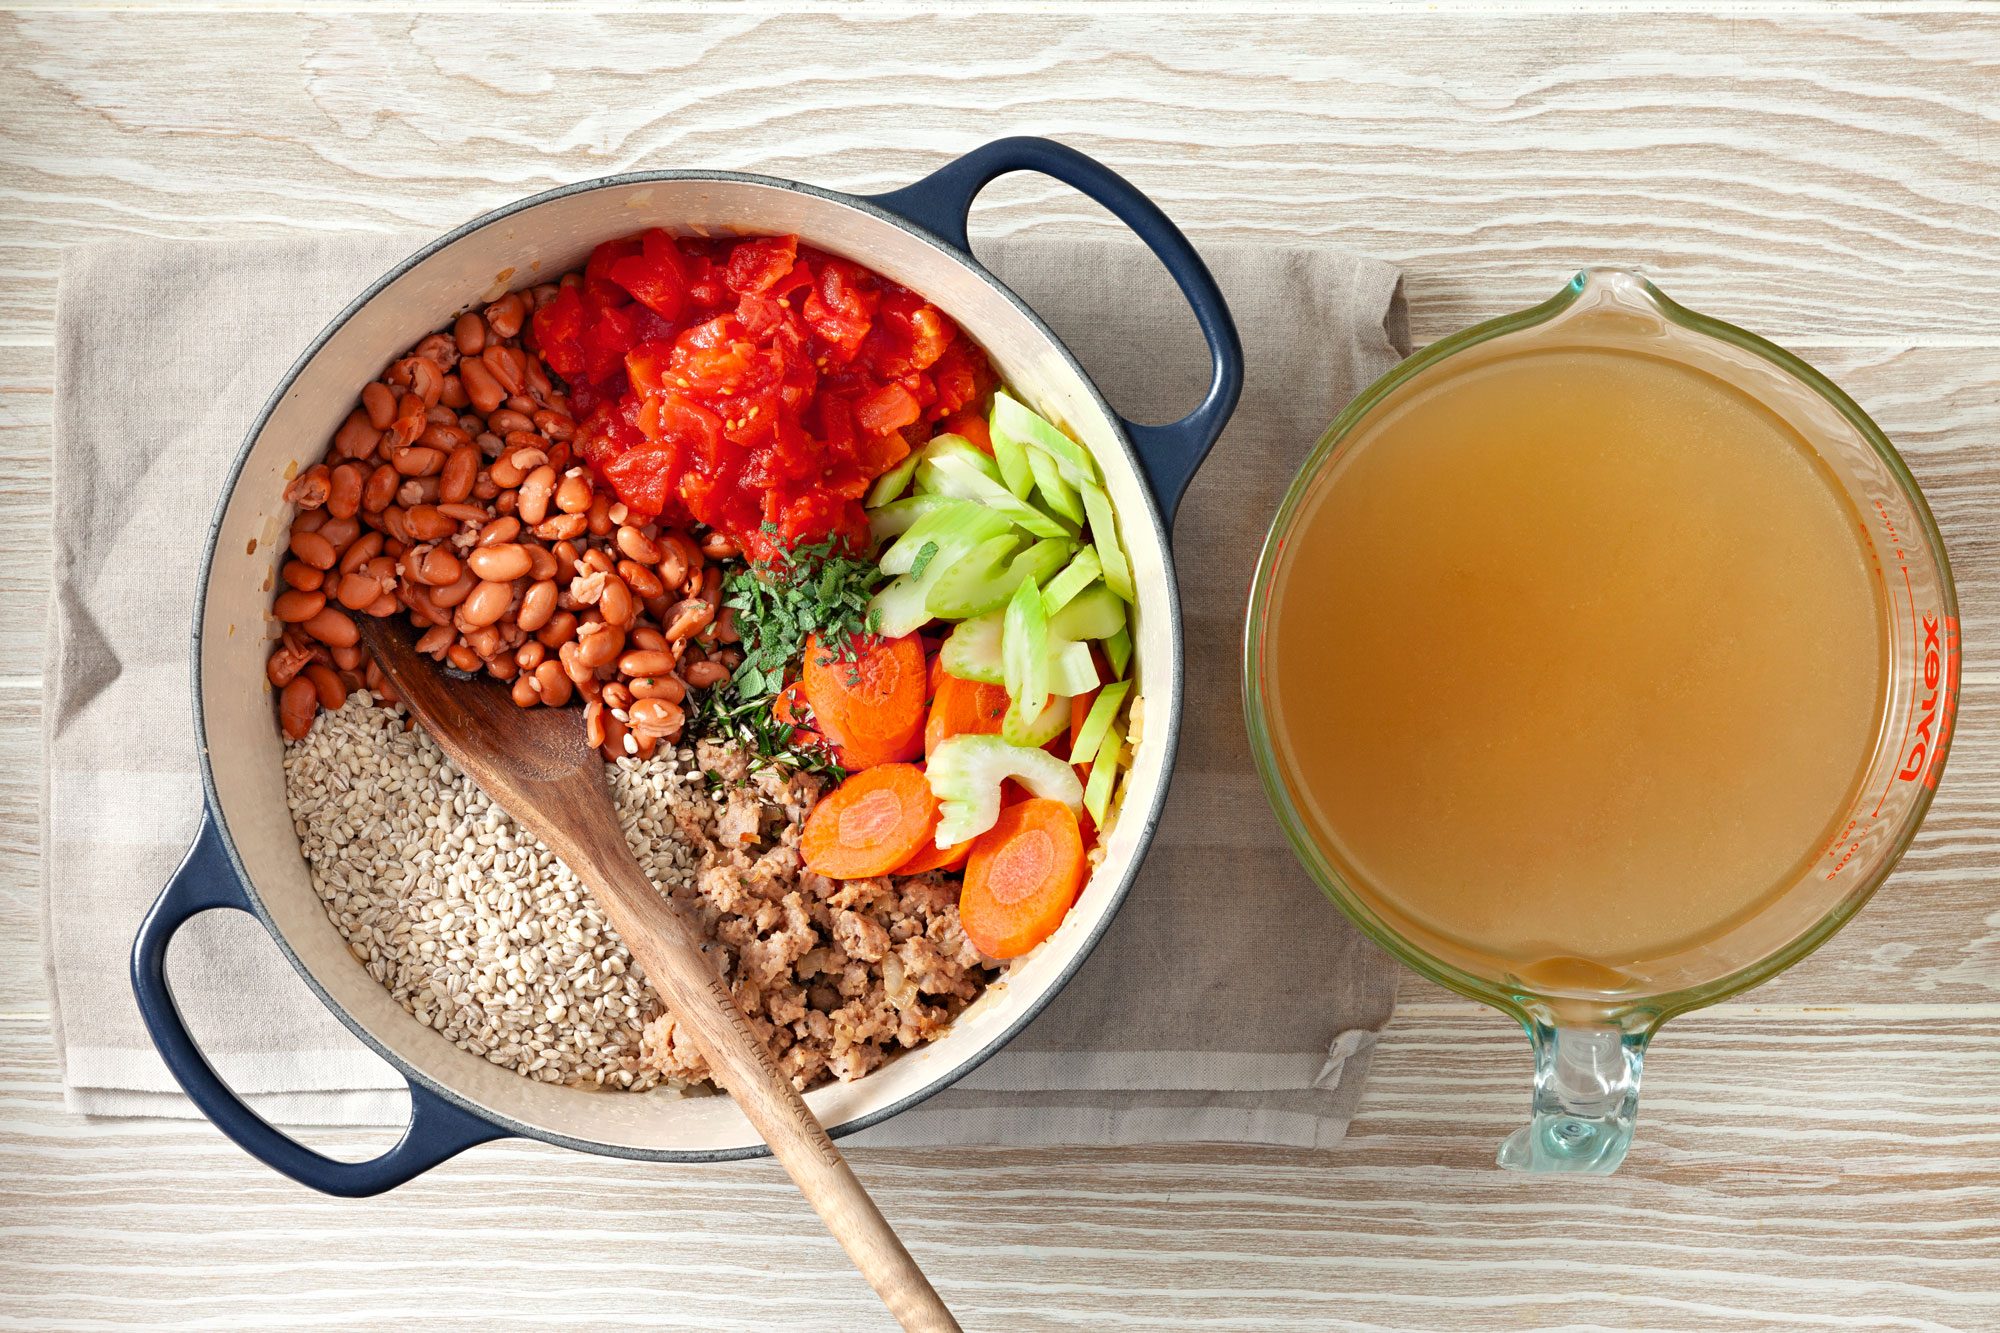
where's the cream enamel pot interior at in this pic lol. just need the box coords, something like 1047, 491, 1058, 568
131, 138, 1244, 1196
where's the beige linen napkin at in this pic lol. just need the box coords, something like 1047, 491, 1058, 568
46, 229, 1407, 1146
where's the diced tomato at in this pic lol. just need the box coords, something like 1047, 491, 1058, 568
602, 446, 677, 518
855, 382, 921, 436
563, 228, 992, 555
607, 228, 690, 322
724, 235, 798, 295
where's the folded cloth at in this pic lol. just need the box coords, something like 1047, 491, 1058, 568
45, 228, 1408, 1146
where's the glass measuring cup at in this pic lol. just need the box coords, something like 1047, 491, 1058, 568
1243, 268, 1961, 1174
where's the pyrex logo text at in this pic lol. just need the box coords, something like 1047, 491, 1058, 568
1898, 613, 1959, 790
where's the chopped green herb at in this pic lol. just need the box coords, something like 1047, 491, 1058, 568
685, 535, 882, 780
908, 540, 941, 580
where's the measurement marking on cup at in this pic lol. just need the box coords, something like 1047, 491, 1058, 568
1871, 499, 1921, 821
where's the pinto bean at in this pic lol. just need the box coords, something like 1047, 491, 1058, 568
302, 605, 359, 649
466, 543, 532, 582
517, 465, 557, 526
453, 312, 488, 357
361, 382, 398, 431
267, 642, 313, 688
281, 561, 323, 592
439, 445, 480, 504
575, 621, 624, 668
362, 463, 401, 512
305, 663, 348, 711
416, 546, 463, 587
515, 579, 559, 633
534, 660, 573, 707
335, 570, 383, 611
279, 677, 319, 739
327, 463, 366, 519
289, 529, 338, 570
682, 659, 730, 689
617, 559, 665, 599
461, 580, 514, 628
431, 570, 477, 609
405, 505, 456, 541
459, 358, 505, 414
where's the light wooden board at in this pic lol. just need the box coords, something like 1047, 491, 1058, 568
1, 5, 1997, 1330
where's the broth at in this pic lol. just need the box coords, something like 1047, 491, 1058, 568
1264, 345, 1889, 977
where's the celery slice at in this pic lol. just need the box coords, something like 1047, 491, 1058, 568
1104, 626, 1133, 679
992, 390, 1098, 487
1078, 480, 1134, 601
1001, 692, 1070, 749
941, 612, 1005, 684
928, 535, 1071, 621
1001, 577, 1050, 723
1025, 445, 1086, 525
927, 734, 1085, 845
869, 493, 952, 545
871, 504, 1013, 638
1084, 724, 1122, 826
986, 398, 1038, 500
1048, 640, 1099, 698
920, 433, 1001, 485
1049, 583, 1125, 642
1041, 546, 1102, 616
918, 452, 1074, 541
878, 501, 1010, 575
865, 449, 923, 509
1070, 680, 1132, 767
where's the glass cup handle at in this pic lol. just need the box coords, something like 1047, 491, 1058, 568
1497, 1020, 1652, 1174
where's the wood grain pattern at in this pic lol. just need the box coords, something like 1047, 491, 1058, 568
3, 1005, 1997, 1331
2, 7, 1997, 1330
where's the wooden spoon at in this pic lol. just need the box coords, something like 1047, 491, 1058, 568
357, 617, 959, 1333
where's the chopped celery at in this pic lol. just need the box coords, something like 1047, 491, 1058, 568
1001, 692, 1070, 748
1002, 578, 1050, 723
865, 449, 923, 509
986, 398, 1038, 499
1078, 480, 1134, 601
917, 452, 1074, 541
918, 433, 1001, 486
868, 493, 952, 545
1083, 724, 1122, 826
1048, 583, 1125, 642
1070, 679, 1132, 766
927, 734, 1085, 845
1104, 626, 1133, 679
871, 504, 1013, 637
1049, 639, 1099, 697
1025, 445, 1086, 525
929, 535, 1071, 621
941, 612, 1004, 684
992, 390, 1098, 487
1041, 546, 1102, 616
878, 501, 1009, 575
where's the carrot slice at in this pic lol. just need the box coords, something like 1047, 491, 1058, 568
803, 764, 939, 879
924, 671, 1010, 758
958, 798, 1087, 959
942, 410, 992, 455
891, 831, 973, 875
802, 632, 926, 768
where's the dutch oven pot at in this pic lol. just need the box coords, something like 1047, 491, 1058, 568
131, 137, 1245, 1195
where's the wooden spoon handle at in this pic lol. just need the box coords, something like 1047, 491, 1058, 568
575, 847, 960, 1333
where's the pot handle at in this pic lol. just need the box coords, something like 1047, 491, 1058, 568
868, 136, 1245, 519
130, 809, 511, 1197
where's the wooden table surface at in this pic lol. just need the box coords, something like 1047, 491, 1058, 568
3, 5, 1997, 1328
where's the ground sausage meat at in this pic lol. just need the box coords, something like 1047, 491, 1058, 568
639, 752, 995, 1091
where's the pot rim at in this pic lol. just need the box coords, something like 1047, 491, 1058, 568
189, 166, 1185, 1161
